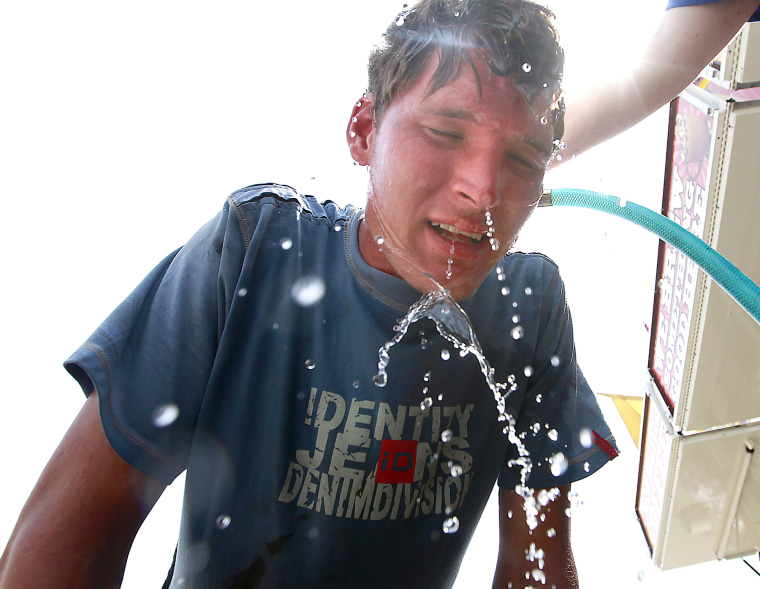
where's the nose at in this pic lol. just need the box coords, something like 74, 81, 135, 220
451, 146, 500, 209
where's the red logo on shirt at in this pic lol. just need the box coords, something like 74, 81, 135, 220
376, 439, 417, 484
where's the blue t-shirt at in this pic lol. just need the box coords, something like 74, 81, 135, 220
666, 0, 760, 22
65, 184, 617, 588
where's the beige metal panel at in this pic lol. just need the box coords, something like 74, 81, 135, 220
682, 103, 760, 432
657, 423, 760, 570
735, 22, 760, 85
718, 21, 760, 86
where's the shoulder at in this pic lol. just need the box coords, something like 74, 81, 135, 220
229, 183, 353, 222
499, 250, 563, 289
226, 183, 356, 249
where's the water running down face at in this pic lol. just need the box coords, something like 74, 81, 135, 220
348, 52, 553, 301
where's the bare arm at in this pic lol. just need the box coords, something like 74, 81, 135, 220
557, 0, 758, 164
492, 484, 577, 589
0, 392, 166, 589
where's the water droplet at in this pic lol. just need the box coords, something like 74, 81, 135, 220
540, 116, 548, 125
453, 10, 460, 17
152, 404, 179, 428
507, 509, 513, 519
441, 429, 453, 443
550, 452, 568, 477
291, 275, 326, 306
522, 62, 532, 73
237, 287, 248, 297
535, 393, 542, 403
550, 355, 560, 367
334, 224, 343, 232
583, 461, 590, 472
352, 116, 358, 123
450, 463, 463, 477
349, 131, 356, 138
437, 393, 443, 401
532, 569, 546, 583
356, 100, 363, 108
510, 325, 524, 340
524, 365, 533, 377
497, 272, 506, 282
421, 397, 433, 410
440, 349, 451, 361
512, 314, 520, 324
422, 386, 429, 395
546, 527, 556, 538
501, 286, 510, 296
374, 235, 385, 245
531, 422, 541, 434
395, 15, 405, 26
280, 237, 293, 250
442, 516, 460, 534
215, 514, 231, 529
524, 286, 533, 295
352, 380, 360, 389
548, 429, 558, 441
512, 301, 518, 308
305, 359, 315, 370
579, 428, 593, 448
373, 373, 387, 387
423, 371, 431, 382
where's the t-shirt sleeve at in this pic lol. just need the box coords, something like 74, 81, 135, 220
64, 200, 246, 484
666, 0, 760, 21
498, 259, 618, 491
666, 0, 722, 9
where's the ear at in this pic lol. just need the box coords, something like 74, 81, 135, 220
347, 93, 376, 166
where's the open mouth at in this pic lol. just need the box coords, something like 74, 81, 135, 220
430, 221, 485, 245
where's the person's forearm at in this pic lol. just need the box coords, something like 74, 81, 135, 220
557, 0, 758, 165
493, 485, 578, 589
0, 508, 131, 589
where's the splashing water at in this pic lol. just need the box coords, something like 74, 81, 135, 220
152, 403, 180, 428
442, 516, 460, 534
373, 284, 533, 493
446, 241, 455, 280
291, 276, 326, 306
484, 210, 500, 251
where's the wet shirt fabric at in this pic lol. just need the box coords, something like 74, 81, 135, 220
65, 184, 617, 589
666, 0, 760, 22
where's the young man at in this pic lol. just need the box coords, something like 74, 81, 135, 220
0, 1, 617, 587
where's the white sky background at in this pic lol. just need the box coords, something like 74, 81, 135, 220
0, 0, 756, 586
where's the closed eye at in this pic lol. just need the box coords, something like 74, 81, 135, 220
508, 153, 545, 172
426, 127, 462, 141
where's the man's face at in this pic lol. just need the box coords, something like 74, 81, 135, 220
351, 53, 553, 300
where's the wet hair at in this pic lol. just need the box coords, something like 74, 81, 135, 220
367, 0, 565, 146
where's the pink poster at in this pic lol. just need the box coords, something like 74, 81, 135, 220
651, 98, 713, 409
